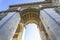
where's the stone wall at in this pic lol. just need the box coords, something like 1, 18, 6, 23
40, 8, 60, 40
52, 0, 60, 14
0, 12, 21, 40
0, 13, 8, 20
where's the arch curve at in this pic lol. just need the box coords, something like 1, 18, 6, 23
20, 8, 40, 25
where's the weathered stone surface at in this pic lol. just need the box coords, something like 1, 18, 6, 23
40, 9, 60, 40
0, 13, 21, 40
0, 13, 7, 20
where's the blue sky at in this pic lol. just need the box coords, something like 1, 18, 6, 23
0, 0, 44, 11
22, 23, 42, 40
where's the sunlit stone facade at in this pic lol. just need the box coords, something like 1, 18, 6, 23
0, 0, 60, 40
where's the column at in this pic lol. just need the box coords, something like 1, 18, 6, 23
0, 13, 21, 40
38, 21, 48, 40
12, 23, 25, 40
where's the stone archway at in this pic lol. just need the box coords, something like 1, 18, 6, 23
0, 1, 60, 40
12, 8, 50, 40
